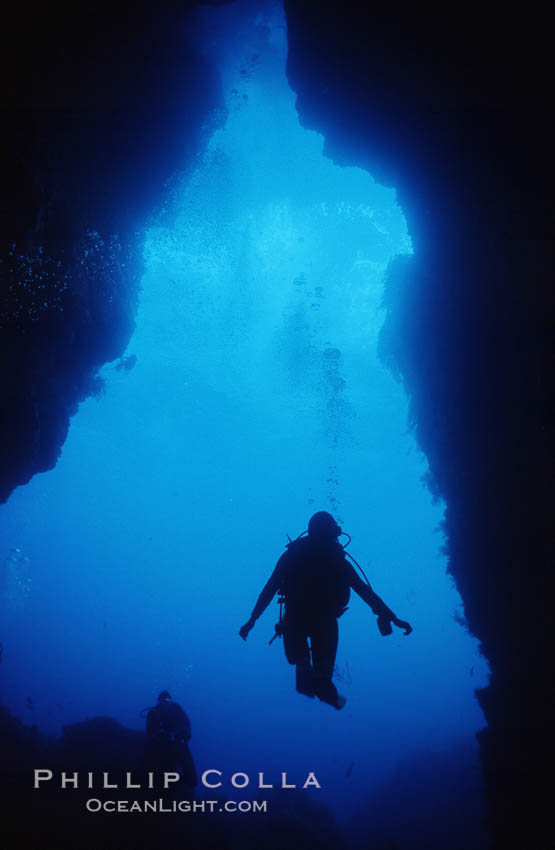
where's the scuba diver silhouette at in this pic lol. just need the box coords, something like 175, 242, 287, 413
239, 511, 412, 710
144, 691, 197, 790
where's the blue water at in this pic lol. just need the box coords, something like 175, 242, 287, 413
0, 0, 487, 825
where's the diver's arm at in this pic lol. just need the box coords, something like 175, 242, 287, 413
348, 564, 412, 635
347, 563, 395, 617
239, 557, 284, 640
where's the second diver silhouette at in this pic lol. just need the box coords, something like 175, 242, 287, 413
239, 511, 412, 710
144, 690, 197, 792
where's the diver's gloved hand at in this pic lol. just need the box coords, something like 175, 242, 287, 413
377, 615, 413, 636
392, 617, 412, 635
239, 618, 255, 641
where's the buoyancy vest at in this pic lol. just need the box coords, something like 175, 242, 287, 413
148, 700, 190, 739
278, 537, 351, 619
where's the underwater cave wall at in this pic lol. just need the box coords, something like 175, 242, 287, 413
1, 3, 553, 847
283, 3, 554, 848
0, 3, 218, 502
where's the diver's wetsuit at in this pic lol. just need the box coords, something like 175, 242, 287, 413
145, 699, 197, 788
249, 537, 396, 707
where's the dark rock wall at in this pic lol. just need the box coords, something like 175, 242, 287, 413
0, 3, 219, 502
0, 707, 346, 850
283, 3, 554, 848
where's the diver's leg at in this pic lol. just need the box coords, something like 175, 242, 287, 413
311, 618, 344, 708
283, 622, 314, 697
